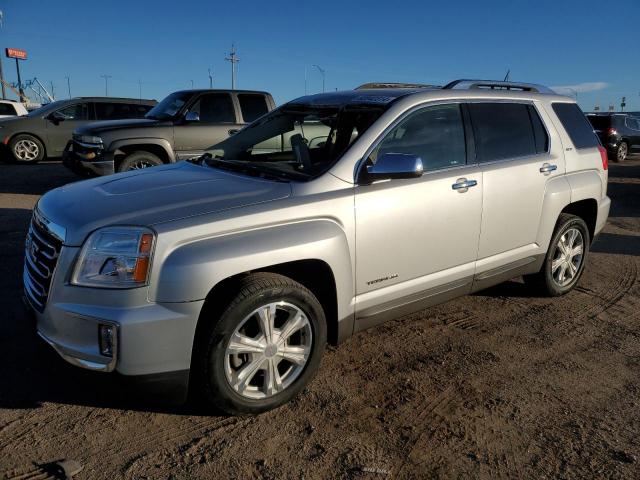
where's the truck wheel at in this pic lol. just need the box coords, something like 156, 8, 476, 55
118, 151, 163, 172
196, 273, 327, 415
10, 134, 45, 163
615, 141, 628, 162
524, 214, 590, 297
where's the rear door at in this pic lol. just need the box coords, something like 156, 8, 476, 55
45, 101, 92, 155
173, 92, 243, 159
469, 102, 560, 272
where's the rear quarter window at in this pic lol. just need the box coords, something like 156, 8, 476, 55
552, 103, 599, 149
0, 103, 16, 115
238, 94, 269, 122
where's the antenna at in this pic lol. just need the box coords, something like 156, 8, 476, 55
225, 44, 240, 90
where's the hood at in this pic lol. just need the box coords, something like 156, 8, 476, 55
74, 118, 170, 135
37, 161, 292, 245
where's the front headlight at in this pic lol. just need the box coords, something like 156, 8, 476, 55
72, 226, 155, 288
77, 135, 103, 145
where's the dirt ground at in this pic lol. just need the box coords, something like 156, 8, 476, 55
1, 158, 639, 480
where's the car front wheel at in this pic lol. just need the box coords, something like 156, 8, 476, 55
196, 273, 327, 415
616, 141, 628, 162
117, 151, 163, 172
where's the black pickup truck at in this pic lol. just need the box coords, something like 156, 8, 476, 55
63, 89, 275, 175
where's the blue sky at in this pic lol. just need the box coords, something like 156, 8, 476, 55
1, 0, 639, 110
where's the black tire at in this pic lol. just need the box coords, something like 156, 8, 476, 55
195, 273, 327, 415
524, 213, 590, 296
117, 151, 163, 172
9, 134, 45, 164
615, 141, 628, 163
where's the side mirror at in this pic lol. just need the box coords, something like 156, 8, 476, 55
184, 111, 200, 122
48, 111, 67, 123
364, 153, 423, 182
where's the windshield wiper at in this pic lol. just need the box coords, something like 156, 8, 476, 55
204, 157, 291, 182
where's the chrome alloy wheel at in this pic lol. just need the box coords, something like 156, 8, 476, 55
224, 302, 313, 399
129, 160, 155, 169
14, 139, 39, 161
617, 142, 628, 162
551, 227, 584, 287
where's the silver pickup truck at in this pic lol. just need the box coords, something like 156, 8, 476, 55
25, 80, 610, 414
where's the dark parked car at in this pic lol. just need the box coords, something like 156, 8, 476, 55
586, 113, 640, 162
0, 97, 156, 163
63, 89, 275, 176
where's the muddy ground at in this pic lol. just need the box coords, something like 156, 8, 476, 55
1, 158, 639, 479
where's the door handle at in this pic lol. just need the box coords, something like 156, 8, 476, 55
452, 178, 478, 192
228, 129, 240, 136
539, 163, 557, 174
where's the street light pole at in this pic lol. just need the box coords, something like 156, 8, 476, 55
225, 44, 240, 90
312, 64, 325, 93
100, 74, 112, 96
65, 76, 71, 98
208, 68, 213, 88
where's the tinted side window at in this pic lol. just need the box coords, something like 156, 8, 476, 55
552, 103, 599, 149
528, 105, 549, 154
469, 103, 537, 162
373, 104, 466, 171
56, 103, 89, 120
625, 116, 640, 131
0, 103, 16, 115
189, 93, 235, 123
95, 102, 152, 120
238, 94, 269, 122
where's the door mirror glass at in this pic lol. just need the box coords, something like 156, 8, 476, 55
184, 111, 200, 122
365, 153, 423, 181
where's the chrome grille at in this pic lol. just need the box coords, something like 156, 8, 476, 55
23, 212, 62, 312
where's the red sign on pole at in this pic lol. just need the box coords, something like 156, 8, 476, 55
6, 48, 27, 60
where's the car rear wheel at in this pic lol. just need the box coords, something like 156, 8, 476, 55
117, 151, 163, 172
195, 273, 326, 415
616, 141, 628, 162
524, 213, 590, 296
10, 134, 45, 163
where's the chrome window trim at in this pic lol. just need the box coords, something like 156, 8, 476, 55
355, 100, 468, 184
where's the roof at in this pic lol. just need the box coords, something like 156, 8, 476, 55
73, 97, 157, 104
287, 88, 423, 108
171, 89, 271, 96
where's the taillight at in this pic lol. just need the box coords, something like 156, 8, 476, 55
598, 146, 608, 170
607, 127, 618, 136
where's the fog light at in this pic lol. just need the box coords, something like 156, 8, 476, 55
99, 324, 115, 357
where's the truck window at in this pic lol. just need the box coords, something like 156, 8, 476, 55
238, 94, 269, 122
552, 103, 599, 149
190, 93, 235, 123
0, 103, 17, 115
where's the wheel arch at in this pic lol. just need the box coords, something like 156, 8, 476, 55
560, 198, 597, 243
110, 138, 175, 169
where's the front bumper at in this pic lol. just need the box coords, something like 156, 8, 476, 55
62, 141, 115, 176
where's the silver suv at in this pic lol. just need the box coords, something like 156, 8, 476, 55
24, 80, 610, 414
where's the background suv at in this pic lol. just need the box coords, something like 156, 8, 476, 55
26, 80, 609, 414
63, 89, 275, 175
586, 112, 640, 162
0, 97, 156, 163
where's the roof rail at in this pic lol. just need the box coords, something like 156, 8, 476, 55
355, 82, 438, 90
442, 79, 555, 94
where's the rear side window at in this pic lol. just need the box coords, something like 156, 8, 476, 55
552, 103, 599, 149
0, 103, 16, 115
469, 103, 547, 162
586, 115, 611, 131
238, 94, 269, 122
94, 102, 152, 120
56, 103, 89, 120
189, 93, 235, 123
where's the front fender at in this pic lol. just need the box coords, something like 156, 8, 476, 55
109, 138, 176, 162
150, 219, 354, 320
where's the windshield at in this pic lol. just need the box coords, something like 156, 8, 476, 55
205, 104, 386, 181
146, 91, 192, 120
27, 100, 65, 117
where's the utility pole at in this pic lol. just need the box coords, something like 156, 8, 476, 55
208, 68, 213, 88
225, 44, 240, 90
138, 79, 142, 101
190, 79, 194, 88
65, 76, 71, 98
100, 74, 112, 96
312, 64, 325, 93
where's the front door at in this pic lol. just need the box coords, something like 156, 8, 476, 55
45, 102, 91, 155
354, 103, 483, 328
173, 92, 244, 159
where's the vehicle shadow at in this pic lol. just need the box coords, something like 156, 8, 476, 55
591, 232, 640, 256
0, 207, 218, 416
0, 161, 80, 196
